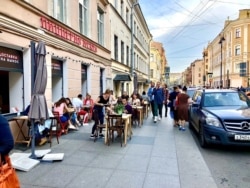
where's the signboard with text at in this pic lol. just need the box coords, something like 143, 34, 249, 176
0, 46, 23, 72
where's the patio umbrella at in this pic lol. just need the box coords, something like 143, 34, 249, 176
28, 41, 49, 158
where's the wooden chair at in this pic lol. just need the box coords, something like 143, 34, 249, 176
94, 123, 106, 142
52, 111, 68, 135
106, 114, 124, 147
48, 116, 60, 147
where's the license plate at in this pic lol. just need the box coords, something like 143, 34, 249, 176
234, 135, 250, 141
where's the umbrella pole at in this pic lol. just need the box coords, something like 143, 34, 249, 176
30, 119, 37, 159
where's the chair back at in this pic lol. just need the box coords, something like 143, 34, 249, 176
107, 114, 123, 128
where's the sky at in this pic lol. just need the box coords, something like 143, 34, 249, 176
139, 0, 250, 73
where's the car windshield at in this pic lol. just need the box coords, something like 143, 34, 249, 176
187, 89, 196, 98
203, 92, 250, 107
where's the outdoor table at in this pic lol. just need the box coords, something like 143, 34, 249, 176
142, 101, 149, 118
104, 113, 132, 146
132, 106, 143, 126
9, 115, 31, 147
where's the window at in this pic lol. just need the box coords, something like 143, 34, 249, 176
121, 41, 124, 64
150, 54, 154, 62
126, 8, 129, 25
114, 0, 118, 9
79, 0, 89, 36
126, 45, 129, 66
114, 35, 118, 61
97, 7, 104, 45
120, 0, 124, 18
235, 45, 241, 56
235, 28, 241, 38
150, 69, 154, 78
53, 0, 66, 23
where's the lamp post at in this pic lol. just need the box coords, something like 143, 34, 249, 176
130, 1, 139, 76
202, 50, 207, 88
219, 35, 225, 88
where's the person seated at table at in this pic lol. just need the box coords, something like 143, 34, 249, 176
122, 97, 133, 114
36, 108, 54, 146
65, 97, 80, 129
130, 93, 141, 106
121, 91, 129, 101
90, 89, 111, 139
22, 105, 53, 146
53, 97, 75, 132
109, 90, 117, 105
82, 93, 94, 123
141, 91, 149, 104
72, 94, 87, 125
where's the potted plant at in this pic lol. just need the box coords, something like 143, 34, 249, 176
114, 103, 124, 115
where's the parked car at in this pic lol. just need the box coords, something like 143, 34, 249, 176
186, 87, 199, 98
189, 89, 250, 148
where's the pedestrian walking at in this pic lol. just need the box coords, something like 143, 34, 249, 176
152, 81, 164, 123
169, 86, 180, 126
147, 81, 155, 120
163, 83, 169, 117
176, 86, 189, 131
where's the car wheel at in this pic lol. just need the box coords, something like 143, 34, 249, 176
199, 124, 208, 148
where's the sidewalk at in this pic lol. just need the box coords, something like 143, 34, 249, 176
14, 113, 217, 188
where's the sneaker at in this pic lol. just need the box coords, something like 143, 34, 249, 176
181, 127, 186, 131
179, 126, 183, 131
158, 117, 161, 121
90, 134, 95, 139
99, 133, 104, 138
68, 124, 77, 130
154, 116, 157, 123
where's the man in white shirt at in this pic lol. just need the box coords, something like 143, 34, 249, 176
72, 94, 89, 125
72, 94, 83, 111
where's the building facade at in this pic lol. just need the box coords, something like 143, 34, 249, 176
206, 9, 250, 88
150, 41, 167, 84
0, 0, 151, 115
109, 0, 152, 97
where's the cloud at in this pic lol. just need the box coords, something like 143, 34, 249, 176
140, 0, 250, 72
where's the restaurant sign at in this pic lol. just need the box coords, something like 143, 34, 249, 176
0, 46, 23, 72
40, 17, 97, 53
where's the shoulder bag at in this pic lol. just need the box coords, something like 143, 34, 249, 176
0, 155, 20, 188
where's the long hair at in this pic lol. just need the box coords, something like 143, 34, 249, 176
54, 97, 67, 107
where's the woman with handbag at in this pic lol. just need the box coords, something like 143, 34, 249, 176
0, 114, 20, 188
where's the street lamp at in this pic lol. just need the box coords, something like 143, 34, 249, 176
130, 0, 139, 76
202, 50, 207, 88
219, 35, 225, 88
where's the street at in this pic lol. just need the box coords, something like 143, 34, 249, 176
190, 128, 250, 188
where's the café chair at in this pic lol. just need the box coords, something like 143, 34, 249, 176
52, 111, 68, 135
94, 123, 106, 142
48, 116, 60, 147
106, 114, 124, 147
